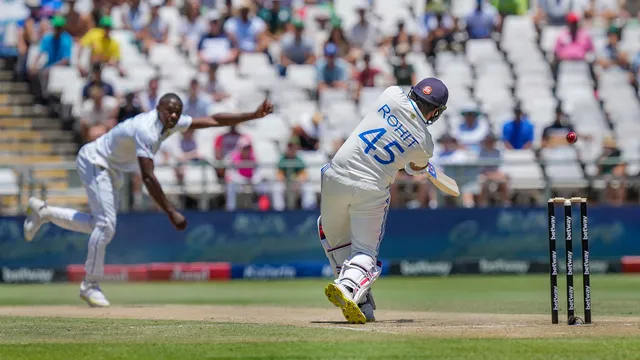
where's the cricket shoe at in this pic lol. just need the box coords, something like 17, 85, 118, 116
79, 281, 110, 308
23, 197, 48, 242
359, 291, 376, 322
325, 282, 366, 324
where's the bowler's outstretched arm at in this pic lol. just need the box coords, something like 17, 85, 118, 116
189, 99, 274, 130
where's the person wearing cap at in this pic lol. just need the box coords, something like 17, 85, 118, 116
553, 12, 594, 62
82, 63, 115, 100
272, 140, 317, 211
597, 25, 628, 70
452, 104, 490, 155
502, 103, 534, 150
432, 133, 477, 208
79, 16, 125, 77
278, 19, 315, 76
324, 22, 352, 60
198, 10, 238, 69
29, 15, 72, 103
476, 133, 510, 207
223, 0, 270, 54
597, 135, 627, 206
318, 78, 449, 323
316, 43, 350, 93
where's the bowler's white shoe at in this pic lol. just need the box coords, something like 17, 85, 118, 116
79, 281, 110, 308
359, 291, 376, 322
24, 197, 48, 242
325, 282, 366, 324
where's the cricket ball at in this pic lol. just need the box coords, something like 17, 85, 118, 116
566, 131, 577, 144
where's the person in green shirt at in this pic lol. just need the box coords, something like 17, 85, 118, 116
257, 0, 292, 39
490, 0, 528, 17
272, 141, 317, 211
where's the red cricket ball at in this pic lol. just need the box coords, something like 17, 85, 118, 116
566, 132, 577, 144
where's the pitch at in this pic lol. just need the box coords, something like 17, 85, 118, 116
1, 275, 640, 359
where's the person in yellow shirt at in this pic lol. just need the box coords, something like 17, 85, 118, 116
78, 16, 126, 77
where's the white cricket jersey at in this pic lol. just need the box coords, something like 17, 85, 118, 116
81, 110, 193, 173
325, 86, 434, 191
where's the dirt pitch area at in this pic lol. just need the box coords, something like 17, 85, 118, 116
1, 305, 639, 338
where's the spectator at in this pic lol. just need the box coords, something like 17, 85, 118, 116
174, 129, 206, 186
598, 135, 627, 206
139, 77, 160, 112
357, 53, 381, 88
465, 0, 499, 40
385, 20, 414, 56
225, 137, 267, 211
257, 0, 292, 39
120, 0, 149, 34
553, 12, 594, 63
393, 43, 416, 86
452, 105, 491, 155
348, 1, 381, 54
325, 23, 352, 59
29, 16, 73, 104
489, 0, 528, 18
80, 86, 118, 142
82, 63, 115, 100
117, 92, 143, 123
433, 134, 478, 208
204, 63, 230, 102
78, 16, 125, 77
278, 20, 315, 77
533, 0, 583, 27
476, 134, 510, 207
597, 25, 628, 70
223, 0, 270, 54
316, 43, 350, 93
292, 111, 323, 151
142, 0, 169, 54
183, 79, 212, 118
419, 4, 456, 58
198, 10, 238, 70
542, 104, 575, 148
63, 0, 93, 40
214, 125, 249, 179
502, 104, 534, 150
17, 3, 49, 80
272, 141, 317, 211
179, 0, 206, 53
391, 169, 433, 209
597, 135, 625, 176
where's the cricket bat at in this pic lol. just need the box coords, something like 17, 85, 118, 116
425, 163, 460, 197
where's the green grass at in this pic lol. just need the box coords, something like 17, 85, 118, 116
1, 275, 639, 315
2, 275, 640, 359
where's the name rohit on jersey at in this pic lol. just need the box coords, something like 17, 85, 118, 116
378, 104, 418, 148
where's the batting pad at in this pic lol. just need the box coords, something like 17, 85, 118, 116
336, 254, 381, 305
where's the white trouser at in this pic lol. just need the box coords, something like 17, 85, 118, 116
44, 148, 121, 282
271, 180, 317, 211
319, 174, 390, 267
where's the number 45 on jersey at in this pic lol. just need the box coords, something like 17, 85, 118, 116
359, 127, 460, 197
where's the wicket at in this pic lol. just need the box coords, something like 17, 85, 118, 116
547, 197, 591, 325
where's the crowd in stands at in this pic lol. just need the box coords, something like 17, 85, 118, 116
7, 0, 640, 211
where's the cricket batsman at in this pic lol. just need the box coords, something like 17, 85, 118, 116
23, 93, 273, 307
318, 78, 448, 324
